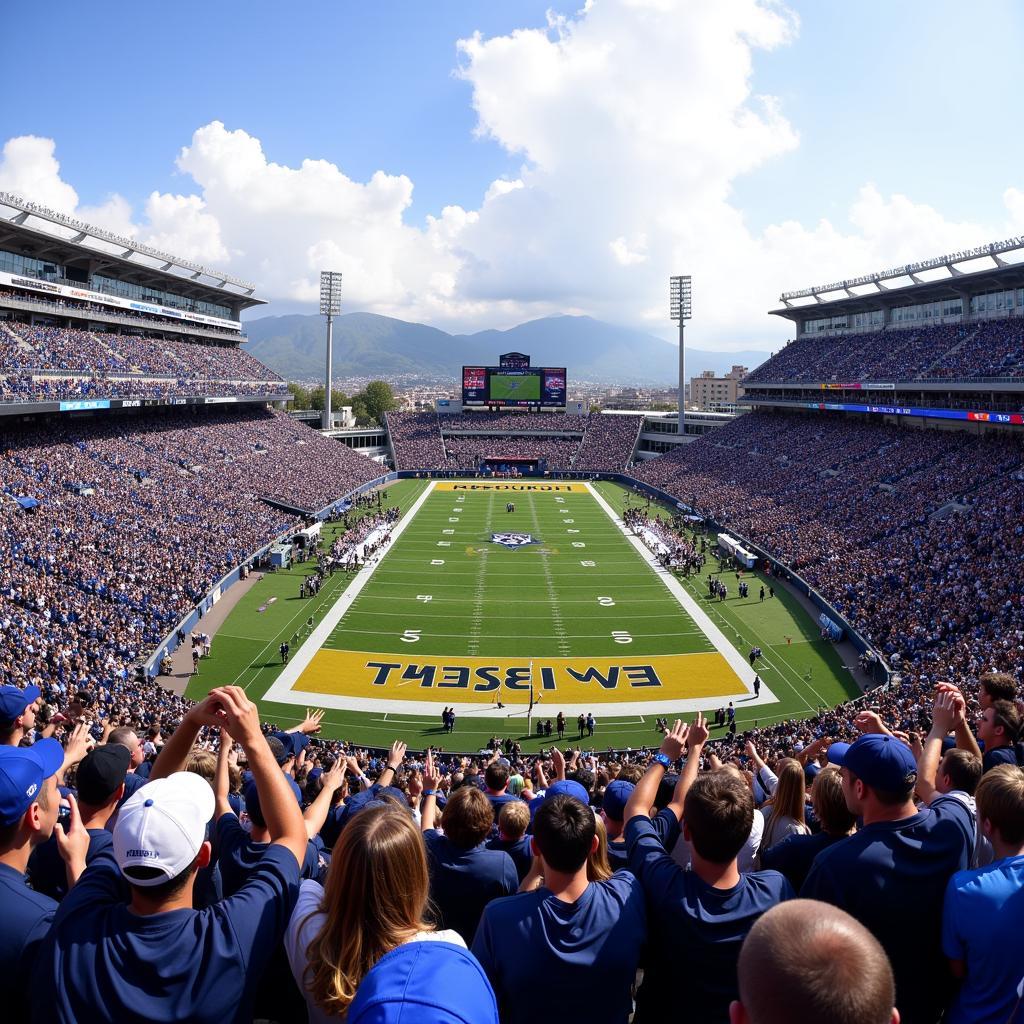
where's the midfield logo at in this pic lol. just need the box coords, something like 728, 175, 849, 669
491, 532, 537, 549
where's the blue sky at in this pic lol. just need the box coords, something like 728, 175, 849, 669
3, 1, 1024, 347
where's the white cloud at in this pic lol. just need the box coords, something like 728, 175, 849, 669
2, 1, 1024, 351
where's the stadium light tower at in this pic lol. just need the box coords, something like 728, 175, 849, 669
669, 275, 692, 434
320, 271, 343, 430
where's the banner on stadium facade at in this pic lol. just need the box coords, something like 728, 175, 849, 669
802, 400, 1024, 425
433, 481, 590, 492
820, 382, 895, 391
293, 650, 741, 704
0, 271, 243, 331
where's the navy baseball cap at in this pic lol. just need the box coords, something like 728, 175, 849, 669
601, 779, 635, 822
0, 684, 40, 724
349, 941, 499, 1024
0, 739, 63, 825
827, 735, 917, 793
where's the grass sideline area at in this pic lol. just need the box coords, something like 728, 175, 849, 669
187, 478, 862, 751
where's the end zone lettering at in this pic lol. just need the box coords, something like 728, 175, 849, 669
365, 660, 661, 690
451, 483, 573, 492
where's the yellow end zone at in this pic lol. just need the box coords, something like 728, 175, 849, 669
433, 481, 590, 492
293, 650, 742, 704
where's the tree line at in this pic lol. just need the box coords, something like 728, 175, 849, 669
286, 381, 397, 425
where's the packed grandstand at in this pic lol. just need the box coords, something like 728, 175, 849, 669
1, 199, 1023, 1024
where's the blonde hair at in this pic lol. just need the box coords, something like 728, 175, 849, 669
304, 803, 431, 1016
498, 800, 530, 841
185, 749, 216, 784
763, 759, 806, 847
587, 812, 614, 882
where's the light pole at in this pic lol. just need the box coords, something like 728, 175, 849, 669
320, 271, 343, 430
670, 275, 692, 434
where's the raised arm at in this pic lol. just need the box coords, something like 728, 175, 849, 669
421, 750, 441, 833
214, 686, 307, 868
302, 759, 347, 839
625, 718, 689, 824
149, 694, 222, 780
214, 730, 233, 820
667, 713, 710, 822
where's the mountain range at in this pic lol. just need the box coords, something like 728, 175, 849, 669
241, 312, 769, 385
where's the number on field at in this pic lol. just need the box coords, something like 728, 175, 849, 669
612, 631, 632, 644
567, 529, 580, 534
580, 560, 596, 567
563, 519, 574, 524
438, 541, 450, 547
443, 528, 454, 534
449, 517, 460, 522
416, 595, 433, 602
555, 497, 564, 503
401, 629, 422, 643
597, 596, 615, 606
431, 559, 445, 565
572, 541, 586, 548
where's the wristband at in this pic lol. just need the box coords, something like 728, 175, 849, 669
652, 752, 672, 769
423, 789, 437, 796
384, 763, 399, 772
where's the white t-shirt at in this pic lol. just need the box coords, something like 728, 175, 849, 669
284, 879, 466, 1023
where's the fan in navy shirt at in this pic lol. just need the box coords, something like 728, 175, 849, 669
625, 716, 794, 1024
802, 734, 973, 1024
602, 777, 683, 871
29, 744, 130, 902
485, 800, 534, 881
760, 764, 856, 892
33, 687, 310, 1024
422, 765, 518, 944
482, 759, 522, 829
474, 794, 646, 1024
0, 740, 89, 1024
977, 702, 1021, 774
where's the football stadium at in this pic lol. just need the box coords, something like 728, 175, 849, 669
3, 8, 1024, 1024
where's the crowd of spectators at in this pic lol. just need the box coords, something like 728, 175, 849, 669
747, 315, 1024, 383
3, 677, 1021, 1023
0, 323, 284, 404
635, 410, 1024, 696
386, 410, 642, 472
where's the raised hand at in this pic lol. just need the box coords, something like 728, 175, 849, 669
53, 793, 90, 878
551, 745, 567, 780
930, 692, 959, 735
424, 749, 442, 790
688, 711, 710, 748
299, 708, 325, 734
388, 739, 408, 770
659, 719, 690, 761
853, 710, 889, 736
207, 686, 262, 746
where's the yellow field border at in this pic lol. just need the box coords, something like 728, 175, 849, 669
294, 649, 740, 704
433, 481, 590, 492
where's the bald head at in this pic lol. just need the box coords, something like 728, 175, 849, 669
732, 901, 897, 1024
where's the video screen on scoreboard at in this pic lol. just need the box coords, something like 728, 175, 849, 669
462, 366, 567, 407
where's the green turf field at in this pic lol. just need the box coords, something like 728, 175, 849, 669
187, 479, 862, 750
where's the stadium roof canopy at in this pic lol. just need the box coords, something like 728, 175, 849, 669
0, 192, 265, 312
770, 236, 1024, 322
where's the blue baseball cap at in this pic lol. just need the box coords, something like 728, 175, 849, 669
0, 739, 64, 826
349, 941, 499, 1024
601, 779, 635, 822
528, 779, 590, 826
827, 734, 917, 793
0, 684, 41, 724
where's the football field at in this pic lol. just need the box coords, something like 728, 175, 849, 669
189, 478, 861, 749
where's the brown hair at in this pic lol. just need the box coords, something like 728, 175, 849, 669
440, 786, 494, 848
738, 900, 894, 1024
939, 749, 982, 796
979, 672, 1018, 704
810, 766, 856, 837
497, 800, 529, 841
975, 764, 1024, 847
303, 804, 431, 1016
684, 769, 754, 864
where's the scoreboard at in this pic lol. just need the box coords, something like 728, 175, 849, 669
462, 353, 566, 409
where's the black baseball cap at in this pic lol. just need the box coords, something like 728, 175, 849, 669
77, 744, 131, 805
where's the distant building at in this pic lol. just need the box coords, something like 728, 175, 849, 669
689, 365, 747, 411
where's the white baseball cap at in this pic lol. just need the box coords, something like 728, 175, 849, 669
113, 771, 215, 886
